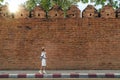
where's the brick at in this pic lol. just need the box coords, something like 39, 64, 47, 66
0, 18, 120, 70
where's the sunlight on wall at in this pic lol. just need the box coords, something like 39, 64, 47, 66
8, 4, 19, 13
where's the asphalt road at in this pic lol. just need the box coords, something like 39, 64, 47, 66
0, 78, 120, 80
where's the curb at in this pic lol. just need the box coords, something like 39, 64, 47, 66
0, 73, 120, 78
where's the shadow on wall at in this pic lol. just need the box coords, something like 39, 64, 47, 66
0, 4, 120, 19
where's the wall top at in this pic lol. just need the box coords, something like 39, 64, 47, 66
0, 4, 120, 18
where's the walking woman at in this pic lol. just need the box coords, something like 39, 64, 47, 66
39, 47, 47, 74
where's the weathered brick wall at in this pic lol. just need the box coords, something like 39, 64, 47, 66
0, 18, 120, 70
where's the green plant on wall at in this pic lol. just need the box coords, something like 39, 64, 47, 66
25, 0, 80, 18
52, 0, 80, 18
80, 0, 119, 9
0, 0, 3, 2
25, 0, 37, 11
0, 0, 4, 5
40, 0, 52, 18
25, 0, 119, 18
25, 0, 52, 18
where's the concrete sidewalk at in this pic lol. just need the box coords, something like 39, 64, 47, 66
0, 70, 120, 78
0, 70, 120, 74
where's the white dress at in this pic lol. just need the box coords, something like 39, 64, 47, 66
41, 51, 46, 66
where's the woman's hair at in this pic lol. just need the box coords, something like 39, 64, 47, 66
42, 48, 45, 51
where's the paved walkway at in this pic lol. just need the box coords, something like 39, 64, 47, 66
0, 70, 120, 78
0, 70, 120, 74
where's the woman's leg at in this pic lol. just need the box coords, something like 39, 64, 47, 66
41, 66, 44, 73
43, 66, 46, 74
39, 65, 43, 74
40, 60, 44, 74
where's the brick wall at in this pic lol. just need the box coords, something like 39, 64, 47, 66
0, 18, 120, 70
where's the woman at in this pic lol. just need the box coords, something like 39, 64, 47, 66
39, 47, 47, 74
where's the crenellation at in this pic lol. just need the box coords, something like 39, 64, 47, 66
82, 5, 99, 18
100, 5, 116, 18
67, 5, 81, 18
14, 5, 29, 19
0, 4, 120, 19
116, 8, 120, 18
32, 6, 46, 18
48, 5, 64, 18
1, 5, 10, 18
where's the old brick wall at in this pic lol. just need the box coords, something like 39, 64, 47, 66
0, 18, 120, 70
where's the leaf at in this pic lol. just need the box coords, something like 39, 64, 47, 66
81, 0, 88, 3
90, 0, 96, 3
25, 0, 80, 18
0, 0, 3, 2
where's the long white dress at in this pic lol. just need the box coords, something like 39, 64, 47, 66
41, 51, 46, 66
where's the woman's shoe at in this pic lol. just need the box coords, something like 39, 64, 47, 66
39, 70, 43, 74
43, 70, 47, 74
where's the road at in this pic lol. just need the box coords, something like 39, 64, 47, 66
0, 78, 120, 80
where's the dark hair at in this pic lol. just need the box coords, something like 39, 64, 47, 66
42, 48, 45, 51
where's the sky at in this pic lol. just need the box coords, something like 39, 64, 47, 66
2, 0, 119, 17
3, 0, 102, 12
4, 0, 120, 11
